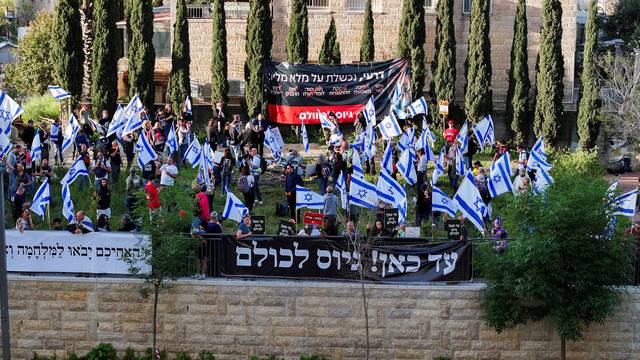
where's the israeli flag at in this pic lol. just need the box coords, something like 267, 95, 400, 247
376, 169, 406, 207
397, 127, 414, 153
62, 183, 75, 222
423, 119, 436, 145
166, 123, 178, 154
0, 91, 24, 123
364, 122, 376, 160
472, 115, 495, 150
336, 173, 348, 209
456, 120, 469, 154
301, 120, 310, 153
613, 188, 638, 217
185, 96, 193, 115
349, 176, 378, 209
454, 170, 487, 233
48, 85, 71, 100
318, 110, 338, 131
0, 132, 10, 158
183, 136, 202, 168
61, 114, 80, 154
488, 152, 514, 198
378, 111, 402, 140
78, 217, 95, 232
203, 140, 215, 168
455, 146, 466, 176
432, 185, 458, 218
363, 96, 376, 125
381, 141, 394, 175
31, 131, 42, 163
405, 96, 428, 117
29, 178, 51, 219
533, 168, 554, 194
397, 147, 417, 186
431, 147, 446, 185
197, 149, 211, 187
391, 81, 411, 119
222, 191, 249, 223
607, 175, 620, 196
350, 132, 365, 152
351, 150, 365, 180
60, 156, 89, 185
295, 185, 325, 210
415, 130, 435, 161
527, 147, 553, 172
136, 133, 157, 168
531, 137, 548, 160
122, 94, 145, 136
106, 104, 125, 138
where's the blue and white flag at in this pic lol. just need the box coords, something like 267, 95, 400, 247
415, 129, 435, 161
432, 185, 458, 218
363, 96, 376, 125
300, 120, 310, 153
136, 133, 157, 168
377, 111, 402, 140
295, 185, 325, 210
381, 140, 394, 175
77, 217, 94, 232
472, 115, 495, 150
61, 183, 75, 222
122, 94, 145, 136
488, 152, 514, 198
336, 173, 348, 209
0, 91, 24, 141
60, 156, 89, 185
31, 131, 42, 163
431, 147, 446, 185
61, 114, 80, 154
48, 85, 71, 100
351, 150, 365, 180
405, 96, 428, 117
531, 137, 548, 160
222, 191, 249, 223
527, 147, 553, 172
185, 96, 193, 115
613, 188, 638, 217
533, 168, 554, 194
390, 81, 411, 119
106, 104, 125, 138
423, 119, 436, 145
376, 169, 406, 207
349, 176, 378, 209
166, 123, 178, 155
183, 136, 202, 168
607, 175, 620, 196
455, 146, 466, 176
29, 178, 51, 219
456, 120, 469, 154
397, 147, 417, 186
197, 148, 211, 187
318, 110, 338, 132
453, 170, 487, 233
364, 122, 376, 160
397, 127, 414, 153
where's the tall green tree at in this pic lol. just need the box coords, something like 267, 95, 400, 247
319, 17, 341, 66
505, 0, 530, 146
52, 0, 83, 101
577, 0, 600, 150
359, 0, 374, 62
432, 0, 456, 105
169, 0, 191, 112
464, 0, 492, 122
128, 0, 156, 108
397, 0, 426, 97
245, 0, 272, 117
286, 0, 308, 63
533, 0, 564, 146
91, 0, 119, 116
211, 0, 228, 104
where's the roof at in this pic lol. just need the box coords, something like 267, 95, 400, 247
0, 41, 17, 49
115, 6, 170, 27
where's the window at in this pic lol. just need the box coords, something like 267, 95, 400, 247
153, 31, 171, 58
307, 0, 329, 8
425, 0, 435, 9
463, 0, 492, 15
346, 0, 364, 11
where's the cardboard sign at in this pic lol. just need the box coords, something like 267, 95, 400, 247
303, 212, 325, 226
271, 127, 285, 149
438, 100, 449, 115
278, 220, 296, 236
213, 151, 224, 165
445, 220, 462, 241
405, 227, 421, 238
251, 215, 266, 234
384, 208, 399, 229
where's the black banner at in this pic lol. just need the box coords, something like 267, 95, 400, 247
222, 236, 472, 283
263, 59, 411, 125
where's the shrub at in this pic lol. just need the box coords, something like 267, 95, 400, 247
21, 95, 61, 126
122, 348, 138, 360
198, 351, 216, 360
86, 343, 118, 360
549, 149, 604, 178
175, 353, 193, 360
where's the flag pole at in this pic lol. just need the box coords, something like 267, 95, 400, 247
47, 203, 51, 230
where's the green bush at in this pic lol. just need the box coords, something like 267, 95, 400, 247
198, 351, 216, 360
21, 95, 61, 126
122, 348, 138, 360
175, 352, 193, 360
549, 149, 604, 178
300, 357, 328, 360
250, 356, 284, 360
86, 343, 118, 360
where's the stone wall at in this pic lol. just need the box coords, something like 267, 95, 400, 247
1, 275, 639, 359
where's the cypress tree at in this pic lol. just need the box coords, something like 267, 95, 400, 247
91, 0, 118, 117
287, 0, 308, 64
245, 0, 272, 117
433, 0, 456, 104
464, 0, 492, 122
505, 0, 530, 147
52, 0, 83, 101
128, 0, 156, 108
359, 0, 374, 62
397, 0, 416, 59
211, 0, 228, 104
397, 0, 426, 97
169, 0, 191, 111
319, 17, 341, 66
577, 0, 600, 150
533, 0, 564, 146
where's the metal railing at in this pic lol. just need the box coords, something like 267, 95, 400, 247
346, 0, 365, 11
307, 0, 329, 8
186, 2, 249, 19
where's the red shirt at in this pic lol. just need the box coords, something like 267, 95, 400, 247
444, 127, 459, 143
145, 181, 160, 209
196, 192, 209, 221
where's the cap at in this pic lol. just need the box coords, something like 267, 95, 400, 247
447, 119, 454, 125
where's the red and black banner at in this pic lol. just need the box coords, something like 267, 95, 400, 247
263, 59, 411, 125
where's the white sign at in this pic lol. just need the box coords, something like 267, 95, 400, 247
271, 127, 285, 150
5, 230, 150, 275
405, 227, 421, 238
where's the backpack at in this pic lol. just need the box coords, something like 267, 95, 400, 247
275, 200, 289, 216
238, 175, 250, 194
259, 156, 268, 174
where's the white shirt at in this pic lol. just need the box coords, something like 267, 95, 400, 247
417, 155, 428, 172
160, 164, 178, 186
250, 155, 261, 176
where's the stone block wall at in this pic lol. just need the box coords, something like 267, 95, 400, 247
1, 275, 639, 359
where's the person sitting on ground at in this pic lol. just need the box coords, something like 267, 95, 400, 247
66, 210, 93, 234
206, 211, 223, 234
96, 214, 110, 232
512, 169, 531, 195
236, 214, 253, 240
15, 209, 33, 233
118, 214, 137, 232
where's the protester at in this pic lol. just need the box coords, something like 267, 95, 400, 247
96, 214, 111, 232
516, 144, 528, 171
236, 214, 253, 240
160, 157, 179, 188
92, 149, 112, 191
11, 185, 27, 222
238, 166, 255, 213
446, 141, 458, 189
331, 152, 345, 187
342, 221, 360, 238
109, 140, 123, 185
314, 154, 331, 196
51, 118, 63, 165
122, 133, 135, 166
251, 112, 267, 157
492, 217, 509, 254
443, 119, 458, 143
141, 157, 158, 182
220, 147, 235, 195
14, 163, 33, 196
15, 209, 32, 233
417, 148, 428, 192
66, 210, 92, 234
284, 163, 303, 222
206, 118, 218, 151
416, 184, 432, 227
125, 167, 143, 213
206, 211, 222, 234
77, 143, 91, 191
145, 179, 161, 212
95, 178, 111, 218
493, 139, 509, 163
323, 186, 339, 220
118, 214, 137, 232
177, 116, 192, 167
367, 220, 390, 238
298, 224, 321, 236
249, 147, 263, 205
21, 119, 35, 147
52, 218, 63, 231
33, 158, 53, 183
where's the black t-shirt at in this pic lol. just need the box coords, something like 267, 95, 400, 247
206, 222, 222, 234
12, 192, 25, 220
110, 148, 122, 166
97, 186, 110, 209
141, 161, 156, 181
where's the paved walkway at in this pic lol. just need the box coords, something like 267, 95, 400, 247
605, 172, 639, 192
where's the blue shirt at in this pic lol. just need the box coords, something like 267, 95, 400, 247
238, 223, 251, 234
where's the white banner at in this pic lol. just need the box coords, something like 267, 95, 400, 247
5, 230, 150, 275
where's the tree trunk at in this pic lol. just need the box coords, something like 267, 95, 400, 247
153, 285, 159, 353
80, 0, 93, 103
560, 336, 566, 360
